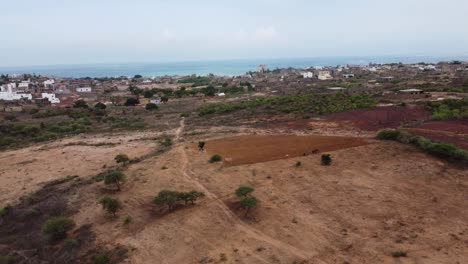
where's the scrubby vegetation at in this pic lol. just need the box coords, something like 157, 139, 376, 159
114, 154, 130, 166
42, 217, 75, 242
321, 154, 332, 165
98, 197, 121, 216
102, 170, 126, 191
235, 185, 258, 217
198, 93, 376, 116
153, 190, 205, 212
425, 98, 468, 120
209, 154, 222, 163
377, 129, 468, 163
178, 76, 211, 87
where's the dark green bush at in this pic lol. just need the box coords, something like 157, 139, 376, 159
209, 154, 222, 163
235, 186, 254, 198
42, 217, 75, 241
376, 129, 468, 163
321, 154, 332, 165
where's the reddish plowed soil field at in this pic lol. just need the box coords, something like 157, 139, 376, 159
205, 135, 368, 166
326, 105, 431, 130
405, 118, 468, 149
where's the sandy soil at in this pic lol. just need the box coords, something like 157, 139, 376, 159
65, 119, 468, 264
0, 131, 161, 205
1, 117, 467, 263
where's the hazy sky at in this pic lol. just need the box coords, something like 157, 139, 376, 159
1, 0, 468, 66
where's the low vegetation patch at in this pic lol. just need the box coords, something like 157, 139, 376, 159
321, 154, 332, 165
425, 98, 468, 120
209, 154, 222, 163
98, 196, 122, 216
198, 93, 376, 116
377, 129, 468, 163
235, 185, 258, 217
42, 217, 75, 242
153, 190, 205, 213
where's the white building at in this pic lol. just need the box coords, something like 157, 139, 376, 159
301, 72, 314, 78
0, 84, 32, 101
76, 87, 92, 93
44, 79, 55, 87
18, 81, 30, 88
318, 71, 333, 80
41, 93, 61, 104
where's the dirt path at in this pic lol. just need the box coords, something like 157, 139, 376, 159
175, 118, 316, 261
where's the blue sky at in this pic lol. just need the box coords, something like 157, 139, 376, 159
1, 0, 468, 66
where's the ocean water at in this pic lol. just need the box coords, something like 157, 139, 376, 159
0, 56, 466, 78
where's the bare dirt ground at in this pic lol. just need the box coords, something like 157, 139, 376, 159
0, 131, 162, 205
1, 115, 467, 264
204, 135, 368, 166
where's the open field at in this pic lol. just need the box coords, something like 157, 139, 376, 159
204, 135, 368, 166
0, 100, 467, 263
404, 118, 468, 149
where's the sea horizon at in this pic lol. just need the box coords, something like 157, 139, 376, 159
1, 55, 467, 78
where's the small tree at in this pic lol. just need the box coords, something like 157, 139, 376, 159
209, 154, 222, 163
94, 102, 107, 110
321, 154, 332, 165
240, 196, 258, 217
178, 191, 205, 205
153, 190, 180, 210
42, 217, 75, 241
104, 170, 125, 191
124, 97, 140, 106
114, 154, 130, 166
235, 185, 254, 198
99, 196, 121, 216
145, 103, 158, 111
198, 141, 206, 151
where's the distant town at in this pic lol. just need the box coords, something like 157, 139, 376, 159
1, 60, 467, 112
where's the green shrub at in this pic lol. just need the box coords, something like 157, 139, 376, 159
376, 130, 468, 163
321, 154, 332, 165
114, 154, 130, 166
123, 216, 132, 225
209, 154, 222, 163
161, 137, 173, 147
376, 130, 401, 140
235, 186, 254, 198
198, 141, 205, 151
42, 217, 75, 241
99, 196, 122, 216
240, 196, 258, 216
153, 190, 180, 210
103, 170, 125, 191
177, 191, 205, 205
